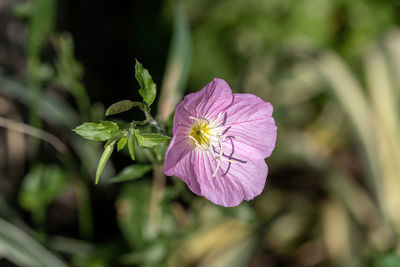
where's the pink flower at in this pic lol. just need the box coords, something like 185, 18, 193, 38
164, 78, 277, 207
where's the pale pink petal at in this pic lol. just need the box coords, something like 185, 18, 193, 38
193, 151, 268, 207
164, 149, 201, 196
223, 94, 277, 159
220, 156, 268, 202
172, 103, 192, 135
173, 78, 233, 133
194, 151, 243, 207
163, 125, 201, 195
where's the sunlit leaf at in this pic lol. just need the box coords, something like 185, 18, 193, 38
117, 136, 128, 151
73, 121, 119, 141
95, 140, 116, 184
108, 164, 152, 183
135, 60, 157, 108
134, 129, 170, 148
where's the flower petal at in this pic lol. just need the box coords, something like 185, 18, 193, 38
194, 152, 243, 207
220, 156, 268, 202
164, 149, 201, 196
192, 151, 268, 207
224, 93, 277, 159
173, 78, 233, 134
163, 125, 201, 194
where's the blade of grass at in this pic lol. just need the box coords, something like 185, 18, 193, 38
364, 43, 400, 232
158, 5, 191, 121
0, 75, 79, 128
0, 218, 67, 267
317, 53, 380, 197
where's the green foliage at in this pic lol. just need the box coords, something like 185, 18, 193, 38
53, 33, 91, 120
23, 0, 56, 58
373, 254, 400, 267
134, 130, 171, 148
117, 136, 128, 151
73, 121, 120, 141
105, 100, 138, 116
15, 0, 57, 128
116, 181, 174, 266
18, 165, 67, 224
95, 140, 116, 184
73, 59, 171, 185
135, 60, 157, 108
128, 134, 136, 160
108, 164, 152, 183
0, 218, 67, 267
178, 0, 397, 88
117, 181, 152, 248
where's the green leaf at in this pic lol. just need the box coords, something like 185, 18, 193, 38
116, 181, 151, 249
134, 129, 170, 148
18, 164, 67, 224
105, 100, 139, 116
73, 121, 119, 141
95, 140, 116, 184
128, 134, 135, 160
108, 164, 152, 183
135, 60, 157, 107
117, 136, 128, 151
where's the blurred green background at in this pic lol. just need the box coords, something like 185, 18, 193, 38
1, 0, 400, 266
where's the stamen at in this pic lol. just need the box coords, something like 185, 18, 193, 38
212, 160, 221, 177
188, 135, 200, 146
220, 157, 241, 164
188, 115, 245, 178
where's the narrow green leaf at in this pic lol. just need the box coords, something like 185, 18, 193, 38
128, 134, 135, 160
0, 75, 79, 128
117, 136, 128, 151
108, 164, 152, 183
135, 60, 157, 107
104, 133, 120, 148
95, 140, 116, 184
0, 218, 68, 267
134, 129, 171, 148
105, 100, 135, 116
72, 121, 119, 141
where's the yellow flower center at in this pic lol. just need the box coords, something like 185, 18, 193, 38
187, 114, 243, 177
188, 118, 211, 148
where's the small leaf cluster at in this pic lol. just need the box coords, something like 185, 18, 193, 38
73, 60, 170, 184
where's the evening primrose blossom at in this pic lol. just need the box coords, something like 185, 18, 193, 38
163, 78, 277, 207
